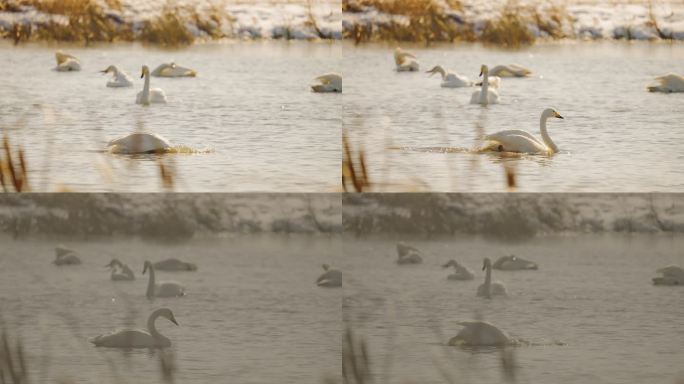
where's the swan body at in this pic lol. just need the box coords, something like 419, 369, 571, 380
143, 261, 185, 298
153, 258, 197, 271
442, 260, 475, 280
107, 132, 172, 154
53, 246, 81, 265
484, 108, 564, 155
477, 258, 507, 298
489, 64, 531, 77
396, 242, 423, 264
448, 321, 512, 346
311, 73, 342, 93
91, 308, 178, 348
394, 48, 419, 72
101, 65, 133, 87
493, 255, 538, 270
136, 65, 167, 105
55, 51, 81, 72
151, 62, 197, 77
316, 264, 342, 287
647, 73, 684, 93
106, 259, 135, 281
426, 65, 472, 88
652, 265, 684, 285
470, 65, 499, 105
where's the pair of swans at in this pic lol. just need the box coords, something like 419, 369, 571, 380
483, 108, 564, 155
55, 51, 81, 72
477, 258, 507, 298
101, 65, 133, 87
396, 242, 423, 265
144, 261, 185, 298
394, 48, 419, 72
442, 259, 474, 280
647, 73, 684, 93
652, 265, 684, 286
91, 308, 179, 348
316, 264, 342, 287
493, 255, 538, 270
136, 65, 167, 105
312, 73, 342, 93
53, 245, 81, 266
106, 258, 135, 281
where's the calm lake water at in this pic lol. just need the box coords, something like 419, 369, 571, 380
343, 42, 684, 192
0, 234, 341, 383
0, 41, 341, 192
342, 235, 684, 384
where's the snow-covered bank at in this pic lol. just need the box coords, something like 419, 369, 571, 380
343, 194, 684, 239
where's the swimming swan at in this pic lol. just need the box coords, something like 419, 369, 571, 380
107, 132, 173, 154
55, 51, 81, 72
143, 261, 185, 299
90, 308, 179, 348
394, 48, 419, 72
448, 321, 512, 346
426, 65, 472, 88
470, 65, 499, 105
477, 258, 507, 298
136, 65, 167, 105
396, 242, 423, 265
311, 73, 342, 93
101, 65, 133, 87
106, 258, 135, 281
153, 258, 198, 271
442, 260, 475, 280
489, 64, 531, 77
652, 265, 684, 285
316, 264, 342, 287
53, 245, 81, 266
493, 255, 538, 270
151, 62, 197, 77
483, 108, 564, 155
647, 73, 684, 93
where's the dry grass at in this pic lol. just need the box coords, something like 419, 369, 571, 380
481, 8, 536, 48
342, 132, 371, 192
140, 5, 195, 46
1, 135, 29, 193
0, 327, 28, 384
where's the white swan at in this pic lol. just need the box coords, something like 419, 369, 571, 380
652, 265, 684, 286
442, 260, 475, 280
53, 245, 81, 266
151, 62, 197, 77
316, 264, 342, 287
90, 308, 179, 348
153, 258, 197, 271
55, 50, 81, 72
394, 48, 419, 72
477, 258, 507, 298
136, 65, 167, 105
470, 65, 499, 105
426, 65, 472, 88
106, 258, 135, 281
489, 64, 531, 77
143, 261, 185, 299
107, 132, 173, 154
493, 255, 538, 270
311, 73, 342, 93
475, 76, 501, 90
448, 321, 512, 346
647, 73, 684, 93
483, 108, 564, 155
101, 65, 133, 87
396, 242, 423, 265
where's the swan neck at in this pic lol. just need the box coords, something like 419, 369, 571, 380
480, 72, 489, 104
146, 264, 155, 298
142, 72, 150, 100
540, 115, 559, 154
484, 263, 492, 297
147, 311, 163, 340
438, 66, 446, 79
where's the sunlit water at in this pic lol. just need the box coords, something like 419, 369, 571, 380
0, 234, 341, 383
343, 42, 684, 192
342, 235, 684, 384
0, 41, 341, 192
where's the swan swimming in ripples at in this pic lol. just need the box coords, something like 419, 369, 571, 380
316, 264, 342, 287
311, 73, 342, 93
442, 259, 475, 280
483, 108, 564, 155
90, 308, 179, 348
55, 51, 81, 72
477, 258, 507, 298
652, 265, 684, 285
394, 48, 419, 72
470, 65, 499, 105
448, 321, 512, 346
106, 258, 135, 281
493, 255, 538, 270
396, 242, 423, 264
426, 65, 472, 87
489, 64, 531, 77
647, 73, 684, 93
143, 261, 185, 299
151, 62, 197, 77
53, 245, 81, 266
101, 65, 133, 87
107, 132, 173, 154
153, 258, 198, 271
137, 65, 167, 105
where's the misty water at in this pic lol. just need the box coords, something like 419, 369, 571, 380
343, 42, 684, 192
342, 235, 684, 384
0, 234, 341, 383
0, 41, 341, 192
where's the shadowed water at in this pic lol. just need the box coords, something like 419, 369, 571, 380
0, 41, 341, 192
343, 41, 684, 192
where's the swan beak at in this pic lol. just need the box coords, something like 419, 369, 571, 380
171, 317, 179, 326
479, 71, 483, 77
100, 69, 108, 74
557, 115, 564, 119
482, 263, 486, 271
140, 71, 144, 79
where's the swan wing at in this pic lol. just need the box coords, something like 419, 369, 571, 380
485, 130, 546, 153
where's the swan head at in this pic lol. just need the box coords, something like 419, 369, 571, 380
100, 65, 116, 74
322, 264, 330, 271
426, 65, 444, 76
442, 260, 457, 268
143, 260, 152, 274
479, 65, 489, 77
106, 258, 122, 268
542, 108, 563, 120
141, 65, 150, 78
154, 308, 179, 326
482, 257, 492, 270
